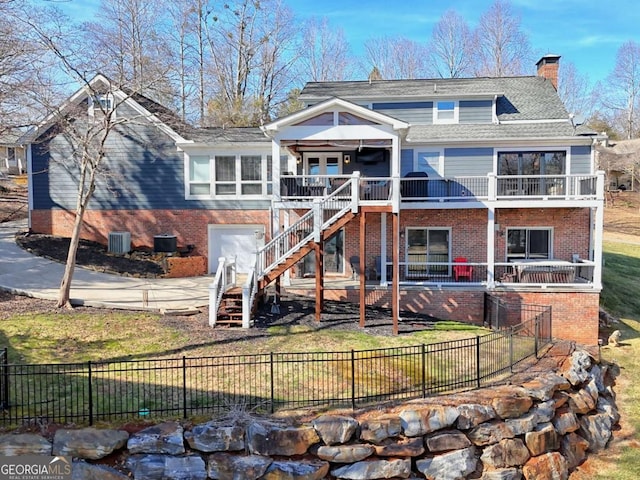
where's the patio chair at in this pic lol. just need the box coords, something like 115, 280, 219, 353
453, 256, 473, 281
350, 255, 361, 279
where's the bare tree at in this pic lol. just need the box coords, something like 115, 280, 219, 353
603, 41, 640, 140
558, 61, 593, 119
298, 17, 353, 82
252, 0, 299, 123
363, 36, 429, 80
474, 0, 532, 77
16, 6, 175, 308
80, 0, 175, 105
428, 10, 474, 78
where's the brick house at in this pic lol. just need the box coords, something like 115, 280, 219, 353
26, 55, 605, 344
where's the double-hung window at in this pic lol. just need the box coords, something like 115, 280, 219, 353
506, 228, 552, 261
434, 101, 458, 124
187, 152, 289, 198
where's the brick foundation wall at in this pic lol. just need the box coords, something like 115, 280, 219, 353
492, 290, 600, 345
287, 286, 599, 345
31, 209, 271, 266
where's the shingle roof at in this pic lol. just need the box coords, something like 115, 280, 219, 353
184, 126, 269, 144
300, 76, 569, 122
406, 122, 595, 143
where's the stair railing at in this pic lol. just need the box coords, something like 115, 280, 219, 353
257, 176, 356, 278
208, 256, 236, 327
242, 259, 259, 329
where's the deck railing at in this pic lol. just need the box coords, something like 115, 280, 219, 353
208, 256, 236, 327
278, 172, 603, 203
369, 259, 595, 287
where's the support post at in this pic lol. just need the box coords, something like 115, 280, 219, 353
314, 241, 323, 322
392, 212, 399, 335
359, 210, 366, 327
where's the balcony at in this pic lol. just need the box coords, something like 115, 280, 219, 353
278, 173, 603, 205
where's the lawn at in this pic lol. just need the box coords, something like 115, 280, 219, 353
573, 240, 640, 479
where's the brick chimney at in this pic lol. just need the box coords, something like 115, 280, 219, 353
536, 54, 561, 90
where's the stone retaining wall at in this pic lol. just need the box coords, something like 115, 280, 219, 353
0, 343, 619, 479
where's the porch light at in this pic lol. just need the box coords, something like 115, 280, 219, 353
344, 154, 350, 164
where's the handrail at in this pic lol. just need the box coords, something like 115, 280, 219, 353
208, 256, 236, 327
258, 177, 355, 277
242, 267, 258, 329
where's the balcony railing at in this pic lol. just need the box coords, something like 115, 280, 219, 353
278, 173, 603, 203
370, 259, 595, 287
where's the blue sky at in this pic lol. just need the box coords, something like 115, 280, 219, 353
56, 0, 640, 85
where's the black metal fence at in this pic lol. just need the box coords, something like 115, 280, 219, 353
0, 309, 552, 427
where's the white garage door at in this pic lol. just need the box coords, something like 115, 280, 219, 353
208, 225, 265, 274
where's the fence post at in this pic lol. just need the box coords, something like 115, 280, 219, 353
421, 344, 426, 398
509, 327, 514, 373
535, 317, 540, 358
475, 336, 481, 389
182, 356, 187, 419
87, 361, 93, 426
270, 353, 275, 414
351, 350, 356, 409
1, 347, 8, 410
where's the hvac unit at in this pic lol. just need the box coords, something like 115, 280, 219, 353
108, 231, 131, 254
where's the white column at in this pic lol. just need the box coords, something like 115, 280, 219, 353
487, 207, 496, 288
381, 213, 387, 285
592, 204, 604, 290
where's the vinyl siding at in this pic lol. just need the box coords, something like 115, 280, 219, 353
31, 102, 271, 212
444, 148, 494, 176
372, 102, 433, 124
459, 100, 493, 124
400, 149, 414, 176
570, 145, 592, 174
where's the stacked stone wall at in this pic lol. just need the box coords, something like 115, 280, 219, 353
0, 344, 619, 479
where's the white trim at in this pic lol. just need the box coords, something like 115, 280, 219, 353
433, 100, 459, 125
262, 97, 409, 133
493, 146, 570, 176
414, 149, 444, 176
505, 226, 554, 261
405, 226, 452, 278
185, 149, 283, 200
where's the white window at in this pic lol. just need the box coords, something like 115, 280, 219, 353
434, 100, 458, 124
189, 156, 211, 195
406, 227, 451, 277
88, 93, 116, 119
187, 152, 286, 198
506, 228, 552, 261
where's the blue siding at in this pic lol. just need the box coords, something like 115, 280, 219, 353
459, 100, 493, 124
571, 145, 592, 174
444, 148, 494, 176
31, 102, 271, 212
401, 149, 414, 176
373, 102, 433, 124
372, 102, 433, 109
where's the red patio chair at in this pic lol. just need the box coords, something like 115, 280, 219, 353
453, 257, 473, 281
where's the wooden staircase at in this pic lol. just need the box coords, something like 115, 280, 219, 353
258, 210, 356, 290
215, 287, 244, 325
212, 179, 358, 327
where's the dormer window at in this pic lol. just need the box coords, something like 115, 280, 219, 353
88, 93, 116, 119
434, 100, 458, 124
